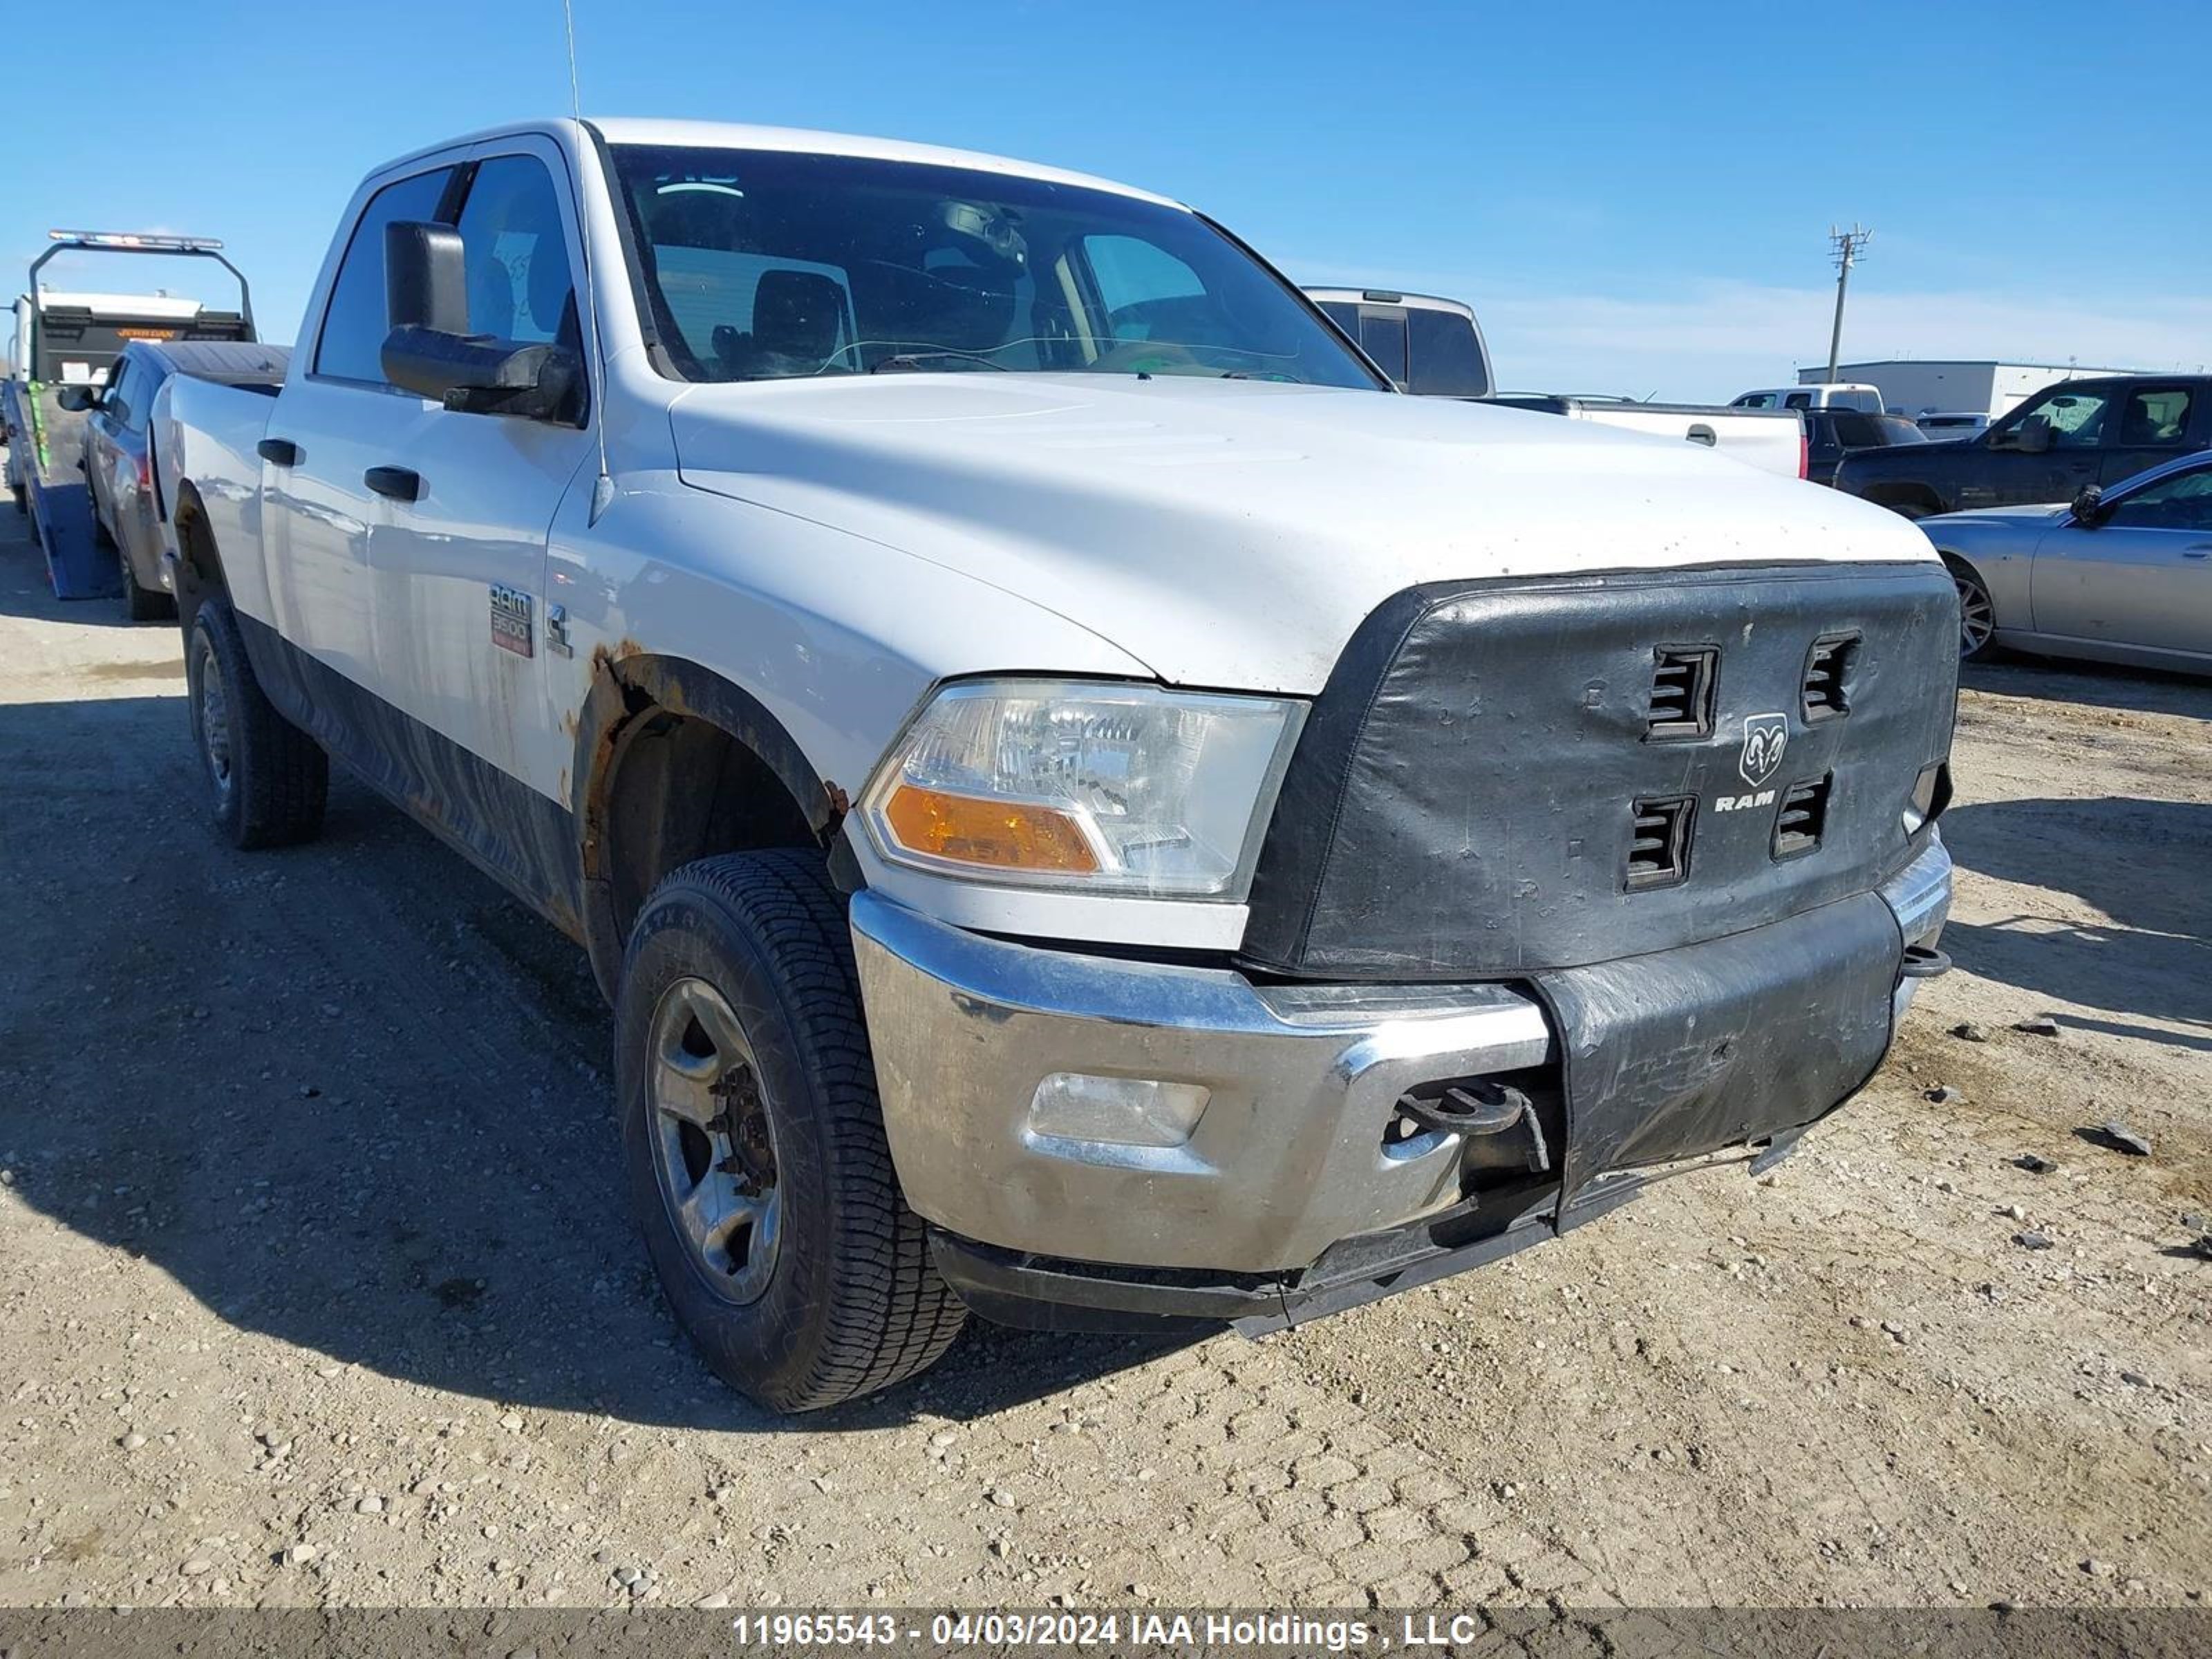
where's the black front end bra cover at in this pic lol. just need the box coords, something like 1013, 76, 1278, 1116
1239, 561, 1958, 980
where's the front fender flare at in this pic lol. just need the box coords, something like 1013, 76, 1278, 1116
569, 648, 855, 997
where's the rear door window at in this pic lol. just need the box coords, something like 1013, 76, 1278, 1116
314, 167, 457, 384
2116, 386, 2194, 448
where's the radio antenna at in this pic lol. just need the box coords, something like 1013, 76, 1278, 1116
563, 0, 616, 523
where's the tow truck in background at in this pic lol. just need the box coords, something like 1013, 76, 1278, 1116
3, 230, 259, 599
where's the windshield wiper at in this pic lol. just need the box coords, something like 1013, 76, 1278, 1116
869, 351, 1010, 373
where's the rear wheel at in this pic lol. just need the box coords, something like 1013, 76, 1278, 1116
616, 850, 966, 1411
119, 543, 173, 622
186, 598, 328, 847
1948, 561, 1996, 659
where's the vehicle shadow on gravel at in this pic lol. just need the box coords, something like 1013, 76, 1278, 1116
0, 502, 143, 628
1960, 656, 2212, 721
1940, 796, 2212, 1033
0, 695, 1195, 1432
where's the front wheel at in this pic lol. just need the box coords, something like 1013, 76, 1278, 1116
1948, 561, 1996, 659
616, 850, 966, 1412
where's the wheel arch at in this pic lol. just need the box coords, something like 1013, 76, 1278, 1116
572, 649, 856, 1000
169, 480, 229, 626
1864, 482, 1947, 520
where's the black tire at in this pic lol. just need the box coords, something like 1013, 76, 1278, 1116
185, 598, 328, 848
120, 543, 174, 622
616, 850, 966, 1412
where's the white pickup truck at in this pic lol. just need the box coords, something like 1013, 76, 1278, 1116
1304, 288, 1810, 481
157, 119, 1959, 1412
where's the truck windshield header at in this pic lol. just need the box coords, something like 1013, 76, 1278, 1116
606, 144, 1380, 389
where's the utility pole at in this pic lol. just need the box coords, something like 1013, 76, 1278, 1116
1826, 225, 1871, 382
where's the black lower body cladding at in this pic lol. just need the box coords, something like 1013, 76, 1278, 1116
1240, 561, 1958, 980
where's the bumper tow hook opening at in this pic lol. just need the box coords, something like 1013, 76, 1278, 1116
1395, 1080, 1551, 1174
1900, 944, 1952, 981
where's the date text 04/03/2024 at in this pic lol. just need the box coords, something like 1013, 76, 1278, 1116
727, 1611, 1409, 1651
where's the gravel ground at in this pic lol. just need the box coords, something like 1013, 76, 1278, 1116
1, 508, 2206, 1613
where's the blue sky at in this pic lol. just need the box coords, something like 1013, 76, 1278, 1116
7, 0, 2204, 400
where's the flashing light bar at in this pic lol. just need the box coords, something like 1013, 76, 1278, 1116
47, 229, 226, 252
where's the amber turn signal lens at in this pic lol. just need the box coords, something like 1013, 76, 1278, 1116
883, 785, 1100, 874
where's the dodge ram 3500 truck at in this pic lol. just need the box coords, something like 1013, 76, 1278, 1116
158, 120, 1958, 1412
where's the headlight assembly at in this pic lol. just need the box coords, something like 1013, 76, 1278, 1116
860, 679, 1305, 899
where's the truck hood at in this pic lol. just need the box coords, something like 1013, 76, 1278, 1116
670, 374, 1934, 694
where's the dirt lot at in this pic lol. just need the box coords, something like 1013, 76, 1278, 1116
1, 507, 2206, 1615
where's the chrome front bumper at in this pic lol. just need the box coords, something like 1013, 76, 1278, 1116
852, 836, 1952, 1278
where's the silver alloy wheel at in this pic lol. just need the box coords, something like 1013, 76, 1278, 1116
196, 635, 234, 805
646, 977, 783, 1306
1953, 570, 1995, 657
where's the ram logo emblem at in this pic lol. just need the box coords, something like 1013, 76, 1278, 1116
1738, 713, 1789, 788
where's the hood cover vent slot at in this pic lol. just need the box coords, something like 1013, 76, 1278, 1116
1803, 632, 1859, 721
1628, 795, 1695, 889
1773, 774, 1833, 859
1647, 646, 1718, 739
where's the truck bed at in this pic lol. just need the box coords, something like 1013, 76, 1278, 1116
150, 371, 283, 622
1487, 394, 1806, 480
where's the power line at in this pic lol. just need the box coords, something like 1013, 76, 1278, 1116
1825, 224, 1872, 382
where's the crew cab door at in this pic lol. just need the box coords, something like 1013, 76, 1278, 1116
369, 140, 594, 798
1971, 382, 2115, 507
2032, 458, 2212, 654
266, 163, 459, 691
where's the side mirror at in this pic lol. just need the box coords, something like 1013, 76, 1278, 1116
386, 221, 467, 334
56, 384, 99, 413
2015, 415, 2053, 455
379, 220, 580, 423
2071, 485, 2107, 526
382, 326, 581, 422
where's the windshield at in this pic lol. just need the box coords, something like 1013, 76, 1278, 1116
607, 144, 1381, 388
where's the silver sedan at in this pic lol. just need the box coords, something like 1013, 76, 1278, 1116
1923, 449, 2212, 672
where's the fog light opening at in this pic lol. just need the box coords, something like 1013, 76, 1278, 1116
1027, 1073, 1210, 1149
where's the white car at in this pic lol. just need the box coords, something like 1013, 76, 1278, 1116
1732, 382, 1885, 413
156, 119, 1959, 1411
